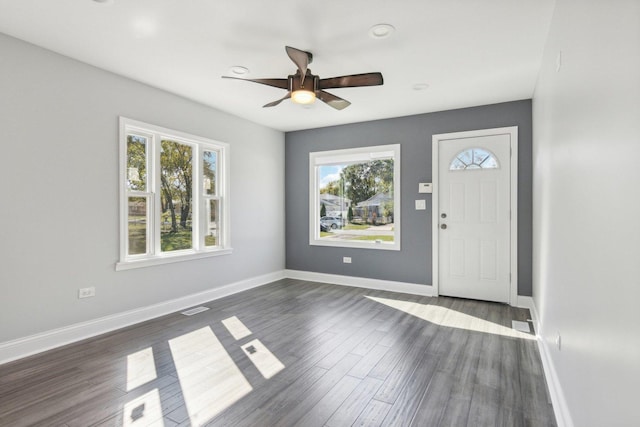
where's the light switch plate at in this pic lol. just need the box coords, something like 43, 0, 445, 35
415, 200, 426, 210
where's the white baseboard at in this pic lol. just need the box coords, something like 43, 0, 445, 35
516, 296, 540, 333
284, 269, 435, 296
0, 270, 285, 365
517, 296, 573, 427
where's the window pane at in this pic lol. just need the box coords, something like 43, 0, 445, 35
473, 149, 490, 165
203, 150, 217, 196
128, 197, 147, 255
160, 140, 193, 252
449, 148, 499, 170
480, 155, 498, 169
318, 159, 394, 244
450, 158, 467, 170
127, 135, 147, 191
458, 149, 473, 165
205, 199, 219, 247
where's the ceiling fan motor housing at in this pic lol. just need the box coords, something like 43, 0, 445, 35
288, 71, 318, 93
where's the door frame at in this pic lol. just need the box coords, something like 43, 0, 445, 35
431, 126, 519, 305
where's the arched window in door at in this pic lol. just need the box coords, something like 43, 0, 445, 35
449, 147, 499, 170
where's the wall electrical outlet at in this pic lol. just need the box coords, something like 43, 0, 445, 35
78, 287, 96, 299
343, 257, 352, 264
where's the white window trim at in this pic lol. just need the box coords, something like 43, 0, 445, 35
309, 144, 401, 251
116, 117, 232, 271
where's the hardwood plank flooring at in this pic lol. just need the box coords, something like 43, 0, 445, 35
0, 279, 556, 426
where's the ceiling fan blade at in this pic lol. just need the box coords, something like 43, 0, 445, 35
285, 46, 313, 84
263, 93, 291, 108
222, 76, 288, 90
319, 72, 384, 90
317, 90, 351, 110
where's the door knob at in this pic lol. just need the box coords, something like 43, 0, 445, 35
440, 224, 447, 229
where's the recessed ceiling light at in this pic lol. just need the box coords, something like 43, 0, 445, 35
412, 83, 430, 91
369, 24, 395, 39
92, 0, 114, 5
230, 66, 249, 76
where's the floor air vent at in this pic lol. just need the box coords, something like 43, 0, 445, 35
181, 306, 210, 316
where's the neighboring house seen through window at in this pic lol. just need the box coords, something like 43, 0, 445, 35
117, 117, 231, 270
309, 144, 400, 250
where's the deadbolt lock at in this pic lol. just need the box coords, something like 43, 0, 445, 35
440, 224, 447, 229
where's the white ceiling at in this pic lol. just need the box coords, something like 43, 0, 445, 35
0, 0, 556, 132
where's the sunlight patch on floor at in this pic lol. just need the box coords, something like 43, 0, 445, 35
123, 388, 164, 427
365, 296, 535, 340
168, 326, 252, 426
221, 315, 253, 340
126, 347, 157, 392
241, 338, 285, 379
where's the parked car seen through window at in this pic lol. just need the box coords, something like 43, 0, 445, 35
320, 216, 343, 229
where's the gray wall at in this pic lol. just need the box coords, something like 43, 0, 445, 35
532, 0, 640, 425
286, 100, 533, 295
0, 33, 285, 343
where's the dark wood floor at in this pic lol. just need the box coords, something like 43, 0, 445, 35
0, 279, 556, 427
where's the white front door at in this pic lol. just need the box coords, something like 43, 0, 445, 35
433, 128, 517, 304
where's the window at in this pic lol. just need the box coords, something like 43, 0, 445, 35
309, 144, 400, 250
449, 147, 499, 170
117, 117, 231, 270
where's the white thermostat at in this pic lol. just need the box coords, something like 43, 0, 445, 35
418, 183, 433, 193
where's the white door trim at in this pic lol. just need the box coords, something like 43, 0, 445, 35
432, 127, 518, 305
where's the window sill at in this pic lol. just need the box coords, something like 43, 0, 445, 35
115, 248, 233, 271
310, 239, 400, 251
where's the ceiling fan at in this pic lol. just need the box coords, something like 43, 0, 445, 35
222, 46, 383, 110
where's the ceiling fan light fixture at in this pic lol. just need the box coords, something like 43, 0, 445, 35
369, 24, 395, 39
291, 89, 316, 105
